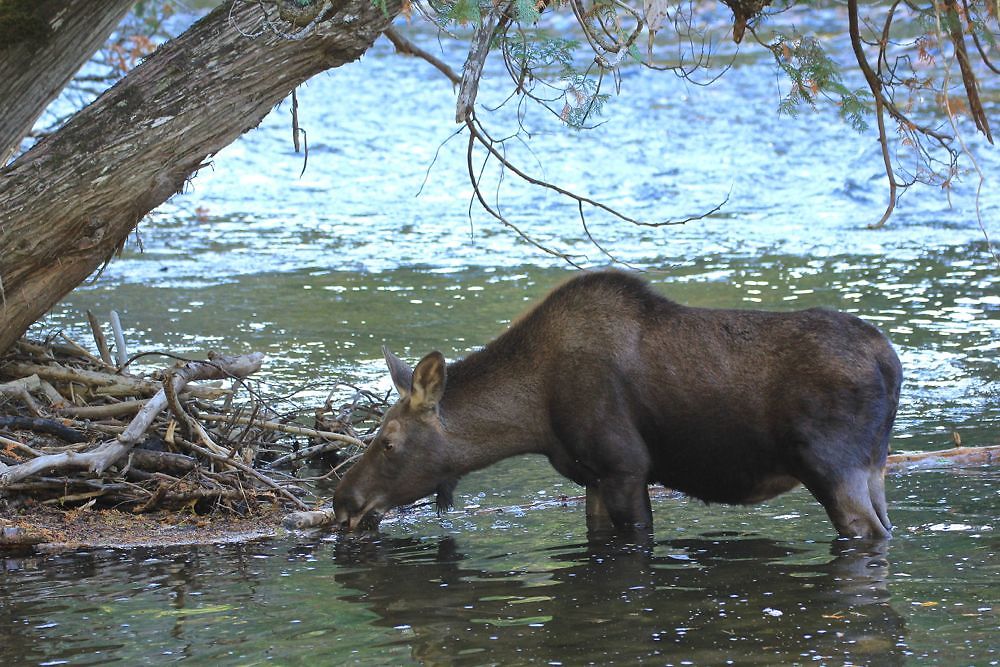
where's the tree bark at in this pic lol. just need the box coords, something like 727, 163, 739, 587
0, 0, 401, 355
0, 0, 135, 165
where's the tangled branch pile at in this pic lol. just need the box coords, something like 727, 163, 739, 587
0, 326, 386, 527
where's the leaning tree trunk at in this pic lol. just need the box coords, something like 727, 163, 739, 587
0, 0, 135, 165
0, 0, 400, 355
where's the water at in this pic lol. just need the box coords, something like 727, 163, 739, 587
6, 5, 1000, 665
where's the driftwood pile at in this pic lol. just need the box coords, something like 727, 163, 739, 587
0, 320, 387, 526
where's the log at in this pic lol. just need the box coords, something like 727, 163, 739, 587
282, 508, 338, 530
885, 445, 999, 471
0, 526, 48, 551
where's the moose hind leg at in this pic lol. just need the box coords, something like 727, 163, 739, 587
808, 468, 892, 540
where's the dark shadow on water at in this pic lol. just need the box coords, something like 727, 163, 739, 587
329, 532, 905, 665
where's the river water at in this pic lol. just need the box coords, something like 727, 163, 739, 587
4, 4, 999, 665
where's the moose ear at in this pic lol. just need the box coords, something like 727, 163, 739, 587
383, 346, 414, 397
411, 351, 447, 411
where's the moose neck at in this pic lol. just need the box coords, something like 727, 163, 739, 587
437, 351, 550, 475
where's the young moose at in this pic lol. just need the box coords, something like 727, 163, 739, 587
334, 271, 901, 539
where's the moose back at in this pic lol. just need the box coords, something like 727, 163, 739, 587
334, 270, 901, 539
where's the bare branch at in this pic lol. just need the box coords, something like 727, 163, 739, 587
384, 26, 461, 85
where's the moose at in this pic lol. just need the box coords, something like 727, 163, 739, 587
334, 270, 901, 539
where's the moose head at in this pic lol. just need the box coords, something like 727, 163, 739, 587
334, 347, 458, 531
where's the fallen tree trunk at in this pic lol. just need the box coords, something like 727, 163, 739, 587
0, 0, 401, 355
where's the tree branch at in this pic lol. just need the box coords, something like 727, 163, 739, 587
384, 26, 460, 85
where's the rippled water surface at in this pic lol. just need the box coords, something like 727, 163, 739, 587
6, 5, 1000, 665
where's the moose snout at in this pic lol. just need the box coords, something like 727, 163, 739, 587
333, 486, 383, 531
333, 488, 362, 529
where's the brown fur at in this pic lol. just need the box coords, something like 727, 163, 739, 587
334, 270, 901, 539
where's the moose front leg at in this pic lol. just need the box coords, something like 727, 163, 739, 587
586, 485, 615, 533
595, 476, 653, 531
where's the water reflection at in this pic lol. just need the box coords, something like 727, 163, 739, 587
328, 534, 904, 665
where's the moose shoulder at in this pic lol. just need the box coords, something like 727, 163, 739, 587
334, 270, 901, 539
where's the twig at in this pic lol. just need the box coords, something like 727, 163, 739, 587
200, 413, 366, 447
384, 26, 460, 85
41, 489, 107, 505
0, 434, 40, 456
58, 333, 114, 370
267, 441, 343, 469
176, 436, 310, 511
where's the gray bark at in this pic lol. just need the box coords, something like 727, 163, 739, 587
0, 0, 135, 165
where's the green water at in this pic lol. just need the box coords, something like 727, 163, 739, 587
1, 468, 997, 665
5, 4, 1000, 664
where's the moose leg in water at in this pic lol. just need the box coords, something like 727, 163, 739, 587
333, 270, 901, 540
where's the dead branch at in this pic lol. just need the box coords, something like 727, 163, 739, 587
109, 310, 128, 368
128, 448, 197, 476
0, 375, 43, 415
0, 352, 264, 486
282, 507, 338, 529
59, 400, 147, 419
0, 360, 227, 399
0, 526, 48, 550
86, 310, 114, 366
